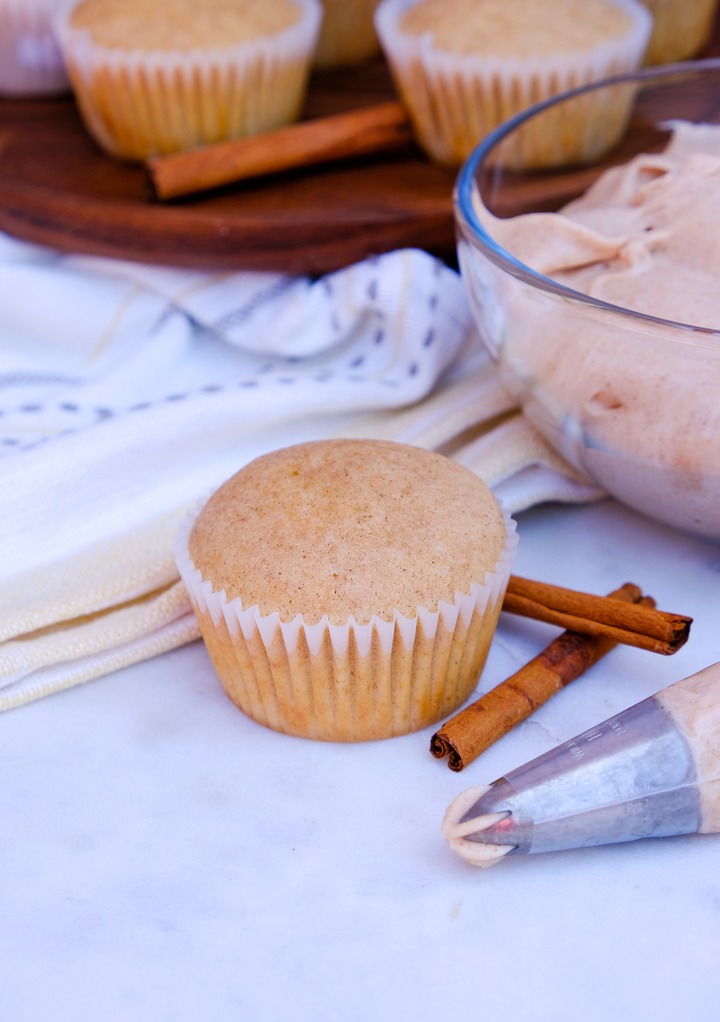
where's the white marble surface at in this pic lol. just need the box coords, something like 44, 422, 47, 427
2, 497, 720, 1022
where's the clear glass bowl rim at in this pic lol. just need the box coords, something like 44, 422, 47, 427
454, 57, 720, 339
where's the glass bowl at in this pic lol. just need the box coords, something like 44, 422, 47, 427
455, 60, 720, 542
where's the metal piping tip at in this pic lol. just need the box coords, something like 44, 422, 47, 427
443, 693, 703, 867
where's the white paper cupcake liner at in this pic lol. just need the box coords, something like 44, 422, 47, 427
175, 499, 517, 742
53, 0, 322, 160
375, 0, 652, 168
0, 0, 70, 96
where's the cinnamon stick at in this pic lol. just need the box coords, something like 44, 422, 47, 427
502, 575, 691, 655
431, 584, 651, 772
146, 100, 413, 200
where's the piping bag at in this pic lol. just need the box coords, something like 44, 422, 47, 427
443, 662, 720, 868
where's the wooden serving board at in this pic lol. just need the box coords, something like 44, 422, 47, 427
1, 21, 719, 274
0, 60, 457, 274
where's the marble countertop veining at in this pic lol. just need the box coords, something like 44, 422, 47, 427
2, 497, 720, 1022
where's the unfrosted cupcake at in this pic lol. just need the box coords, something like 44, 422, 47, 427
175, 439, 517, 743
639, 0, 719, 65
313, 0, 382, 67
0, 0, 69, 96
375, 0, 652, 168
53, 0, 322, 160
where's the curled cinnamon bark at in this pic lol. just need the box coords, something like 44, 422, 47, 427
503, 575, 691, 654
431, 584, 655, 772
147, 101, 412, 200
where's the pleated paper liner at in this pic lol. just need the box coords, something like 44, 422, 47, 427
53, 0, 323, 160
175, 503, 517, 742
375, 0, 652, 168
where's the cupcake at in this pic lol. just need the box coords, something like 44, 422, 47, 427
374, 0, 653, 168
175, 439, 517, 742
0, 0, 69, 96
53, 0, 323, 160
639, 0, 719, 65
313, 0, 382, 67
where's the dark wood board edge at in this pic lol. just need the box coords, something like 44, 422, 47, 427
1, 14, 719, 272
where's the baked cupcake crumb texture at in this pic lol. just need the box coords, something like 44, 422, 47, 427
65, 0, 304, 50
399, 0, 636, 58
177, 440, 517, 742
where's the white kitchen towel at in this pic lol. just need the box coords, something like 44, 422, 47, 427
0, 234, 603, 709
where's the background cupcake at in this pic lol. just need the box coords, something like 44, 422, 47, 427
176, 440, 517, 743
0, 0, 69, 96
375, 0, 653, 168
639, 0, 719, 65
313, 0, 382, 67
53, 0, 323, 160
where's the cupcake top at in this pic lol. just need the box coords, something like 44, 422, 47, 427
398, 0, 638, 58
65, 0, 304, 51
188, 439, 508, 625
